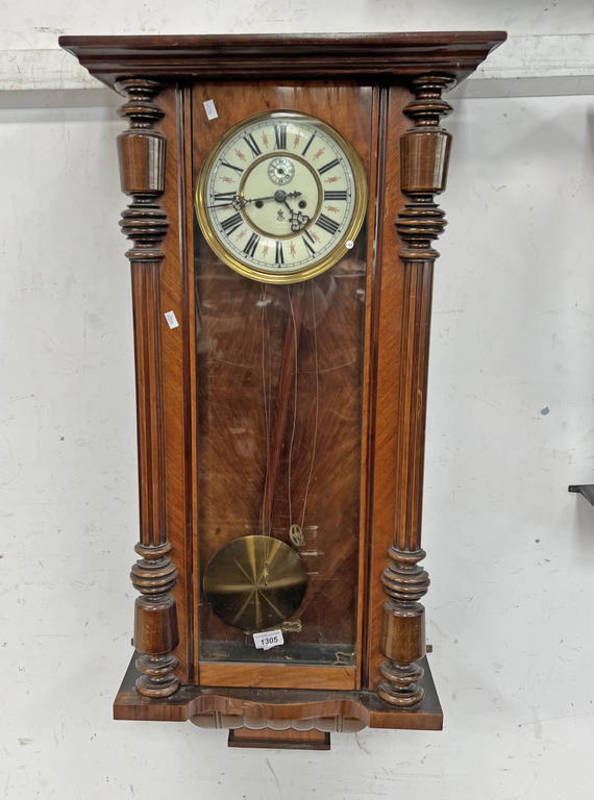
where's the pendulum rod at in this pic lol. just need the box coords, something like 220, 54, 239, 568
298, 281, 320, 534
259, 285, 306, 534
287, 281, 320, 545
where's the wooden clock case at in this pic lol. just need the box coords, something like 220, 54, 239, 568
60, 32, 506, 749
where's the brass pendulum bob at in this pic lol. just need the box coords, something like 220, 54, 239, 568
203, 535, 307, 632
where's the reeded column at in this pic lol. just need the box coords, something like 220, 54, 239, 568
378, 75, 454, 707
116, 77, 179, 697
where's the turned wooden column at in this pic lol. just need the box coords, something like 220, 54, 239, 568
378, 74, 454, 707
116, 77, 179, 698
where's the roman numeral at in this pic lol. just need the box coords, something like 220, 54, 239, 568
220, 213, 243, 235
213, 191, 237, 202
315, 214, 340, 235
220, 160, 244, 174
275, 241, 284, 265
323, 190, 348, 201
302, 231, 316, 256
243, 232, 261, 258
243, 133, 261, 157
301, 132, 316, 156
318, 158, 340, 175
274, 124, 287, 150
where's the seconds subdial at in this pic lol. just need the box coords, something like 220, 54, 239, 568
267, 156, 295, 186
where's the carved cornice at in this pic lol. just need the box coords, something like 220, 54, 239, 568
59, 32, 506, 89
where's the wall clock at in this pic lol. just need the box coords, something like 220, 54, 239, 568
195, 110, 368, 283
60, 32, 506, 750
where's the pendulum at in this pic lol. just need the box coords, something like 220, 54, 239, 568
202, 534, 307, 632
203, 285, 311, 632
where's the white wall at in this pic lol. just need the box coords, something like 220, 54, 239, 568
1, 1, 594, 94
0, 0, 591, 49
1, 3, 593, 799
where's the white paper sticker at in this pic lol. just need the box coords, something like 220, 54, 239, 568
203, 99, 219, 120
253, 629, 284, 650
164, 310, 179, 329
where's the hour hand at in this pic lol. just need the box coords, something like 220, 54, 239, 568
278, 190, 309, 231
206, 193, 246, 211
288, 210, 310, 232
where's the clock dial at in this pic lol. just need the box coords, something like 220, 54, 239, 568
195, 111, 367, 283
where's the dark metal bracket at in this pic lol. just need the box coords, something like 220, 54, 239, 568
568, 484, 594, 507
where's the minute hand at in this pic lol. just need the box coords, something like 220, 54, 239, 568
207, 192, 301, 211
207, 190, 301, 210
246, 190, 302, 204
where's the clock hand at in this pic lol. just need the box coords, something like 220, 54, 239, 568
288, 210, 310, 232
206, 194, 247, 210
280, 193, 310, 232
247, 190, 302, 206
207, 191, 301, 209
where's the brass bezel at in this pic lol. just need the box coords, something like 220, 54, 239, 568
195, 110, 368, 285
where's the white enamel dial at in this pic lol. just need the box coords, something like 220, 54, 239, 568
195, 111, 367, 284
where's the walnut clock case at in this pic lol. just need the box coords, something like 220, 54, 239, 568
60, 32, 506, 750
